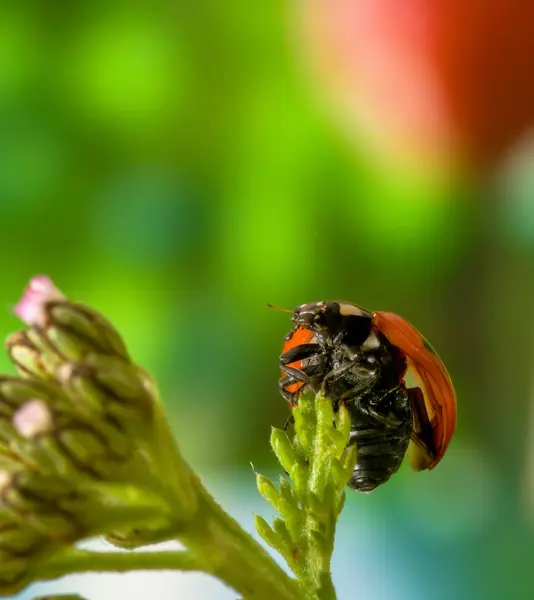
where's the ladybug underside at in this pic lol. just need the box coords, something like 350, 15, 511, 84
282, 331, 414, 491
279, 302, 426, 492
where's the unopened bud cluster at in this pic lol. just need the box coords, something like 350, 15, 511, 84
0, 277, 197, 595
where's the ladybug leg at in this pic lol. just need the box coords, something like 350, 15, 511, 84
321, 358, 363, 388
280, 343, 322, 365
279, 374, 302, 403
323, 361, 380, 400
281, 364, 311, 386
280, 361, 325, 404
283, 414, 295, 431
279, 379, 295, 403
279, 365, 317, 404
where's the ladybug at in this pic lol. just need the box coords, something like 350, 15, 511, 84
277, 301, 456, 492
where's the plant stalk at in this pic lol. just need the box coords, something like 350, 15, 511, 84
182, 481, 302, 600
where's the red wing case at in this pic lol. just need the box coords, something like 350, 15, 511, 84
281, 326, 315, 395
373, 311, 457, 470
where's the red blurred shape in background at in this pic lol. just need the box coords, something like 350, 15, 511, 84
300, 0, 534, 172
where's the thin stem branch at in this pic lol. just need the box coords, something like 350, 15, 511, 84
38, 549, 202, 582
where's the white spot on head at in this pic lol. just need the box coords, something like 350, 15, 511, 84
295, 301, 323, 316
361, 331, 381, 351
337, 302, 371, 317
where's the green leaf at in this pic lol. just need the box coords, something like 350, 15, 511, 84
334, 403, 351, 445
254, 514, 286, 557
314, 392, 334, 435
341, 445, 358, 483
273, 517, 293, 547
289, 462, 308, 495
277, 478, 299, 523
270, 428, 301, 475
256, 474, 280, 512
292, 395, 316, 457
334, 490, 346, 518
279, 477, 295, 505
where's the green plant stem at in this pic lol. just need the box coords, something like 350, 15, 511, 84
182, 481, 302, 600
303, 500, 336, 599
143, 398, 200, 515
34, 595, 86, 600
38, 549, 202, 581
304, 399, 336, 598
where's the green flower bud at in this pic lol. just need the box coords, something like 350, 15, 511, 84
0, 375, 131, 481
0, 377, 58, 410
47, 302, 129, 360
5, 332, 53, 380
13, 278, 130, 379
57, 356, 154, 420
0, 377, 76, 442
1, 470, 82, 540
14, 290, 128, 367
0, 475, 70, 596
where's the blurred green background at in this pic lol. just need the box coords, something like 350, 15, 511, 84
4, 1, 534, 599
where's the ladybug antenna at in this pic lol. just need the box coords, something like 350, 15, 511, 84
267, 302, 292, 313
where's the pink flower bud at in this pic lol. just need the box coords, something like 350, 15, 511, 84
13, 399, 53, 438
14, 276, 66, 328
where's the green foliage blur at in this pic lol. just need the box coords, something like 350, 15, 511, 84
0, 0, 472, 467
3, 3, 534, 600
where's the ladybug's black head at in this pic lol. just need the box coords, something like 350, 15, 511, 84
292, 301, 374, 349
